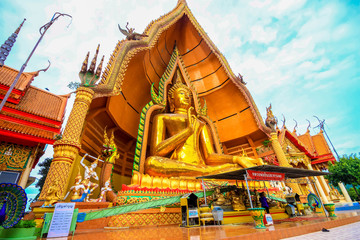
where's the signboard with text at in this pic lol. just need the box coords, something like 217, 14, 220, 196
188, 209, 199, 218
47, 203, 75, 238
247, 170, 285, 181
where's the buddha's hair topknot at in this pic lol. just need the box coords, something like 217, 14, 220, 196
168, 71, 193, 99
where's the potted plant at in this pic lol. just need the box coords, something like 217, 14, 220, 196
0, 219, 37, 240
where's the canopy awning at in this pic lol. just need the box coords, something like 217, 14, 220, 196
196, 165, 330, 180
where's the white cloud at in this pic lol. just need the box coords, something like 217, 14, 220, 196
1, 0, 359, 169
249, 25, 277, 44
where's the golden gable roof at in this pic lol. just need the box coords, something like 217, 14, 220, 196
88, 0, 270, 146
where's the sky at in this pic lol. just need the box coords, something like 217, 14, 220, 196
1, 0, 359, 204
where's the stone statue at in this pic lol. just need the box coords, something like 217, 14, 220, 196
118, 22, 148, 40
144, 78, 263, 177
265, 104, 277, 132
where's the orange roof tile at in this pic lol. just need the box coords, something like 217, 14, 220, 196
312, 132, 332, 156
0, 118, 55, 140
298, 131, 316, 155
0, 65, 37, 91
6, 86, 69, 121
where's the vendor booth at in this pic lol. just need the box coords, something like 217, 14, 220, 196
197, 165, 331, 228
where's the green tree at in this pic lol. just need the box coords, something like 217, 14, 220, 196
34, 158, 53, 200
67, 81, 80, 90
348, 187, 360, 201
326, 154, 360, 200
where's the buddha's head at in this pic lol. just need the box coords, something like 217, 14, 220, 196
168, 81, 193, 113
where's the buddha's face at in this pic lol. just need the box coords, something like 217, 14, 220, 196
172, 87, 191, 110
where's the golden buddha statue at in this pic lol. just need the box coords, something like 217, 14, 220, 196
212, 187, 231, 206
144, 79, 263, 178
229, 190, 246, 211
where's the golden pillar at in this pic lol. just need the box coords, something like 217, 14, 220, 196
338, 182, 352, 203
306, 163, 329, 204
270, 132, 302, 195
39, 87, 95, 200
39, 45, 104, 204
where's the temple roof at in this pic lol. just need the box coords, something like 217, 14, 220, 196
278, 127, 314, 159
280, 126, 336, 165
0, 65, 69, 145
9, 86, 69, 122
297, 130, 316, 155
88, 0, 270, 150
0, 65, 37, 92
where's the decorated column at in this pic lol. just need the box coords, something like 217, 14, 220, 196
306, 163, 329, 204
264, 105, 302, 195
338, 182, 352, 202
270, 133, 302, 195
39, 46, 104, 205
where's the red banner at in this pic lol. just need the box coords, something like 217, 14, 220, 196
247, 170, 285, 181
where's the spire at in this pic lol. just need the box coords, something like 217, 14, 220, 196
0, 19, 26, 67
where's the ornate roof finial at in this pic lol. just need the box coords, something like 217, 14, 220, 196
281, 114, 286, 129
79, 45, 103, 87
293, 119, 298, 134
237, 73, 247, 85
0, 18, 26, 67
265, 103, 277, 132
306, 119, 311, 133
118, 22, 148, 40
15, 18, 26, 34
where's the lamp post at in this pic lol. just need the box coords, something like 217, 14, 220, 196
0, 12, 72, 113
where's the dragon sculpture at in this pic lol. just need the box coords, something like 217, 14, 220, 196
99, 128, 119, 202
265, 104, 277, 132
118, 22, 148, 40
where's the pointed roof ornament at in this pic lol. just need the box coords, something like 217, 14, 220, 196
15, 19, 26, 34
293, 119, 298, 135
281, 114, 286, 129
0, 18, 26, 67
177, 0, 188, 6
89, 44, 100, 73
306, 119, 311, 133
95, 55, 105, 77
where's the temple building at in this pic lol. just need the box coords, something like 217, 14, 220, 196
32, 0, 350, 229
0, 21, 69, 189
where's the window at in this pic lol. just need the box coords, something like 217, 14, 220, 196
0, 171, 21, 184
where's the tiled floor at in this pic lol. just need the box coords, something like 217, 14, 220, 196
283, 221, 360, 240
42, 210, 360, 240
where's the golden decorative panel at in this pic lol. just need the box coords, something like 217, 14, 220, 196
0, 141, 33, 170
108, 212, 181, 228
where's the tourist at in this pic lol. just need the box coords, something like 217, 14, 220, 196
259, 192, 270, 214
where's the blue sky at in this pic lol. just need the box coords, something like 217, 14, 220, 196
1, 0, 359, 203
